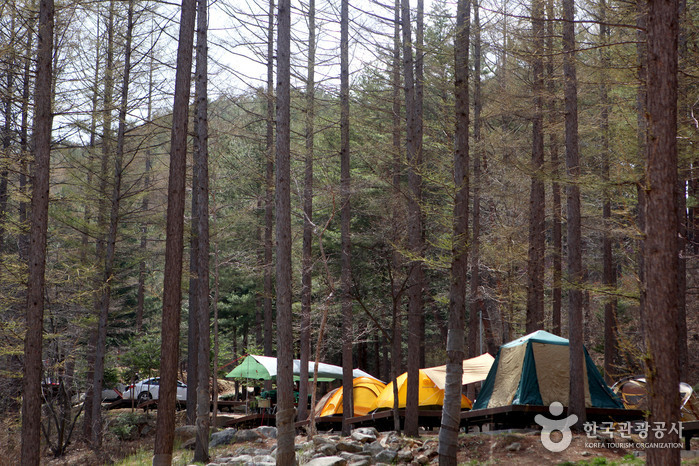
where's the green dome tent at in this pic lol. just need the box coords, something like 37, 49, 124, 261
472, 330, 623, 410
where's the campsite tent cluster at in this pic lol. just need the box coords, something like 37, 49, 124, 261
226, 331, 628, 418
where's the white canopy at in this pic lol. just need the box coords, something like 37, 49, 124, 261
227, 354, 380, 382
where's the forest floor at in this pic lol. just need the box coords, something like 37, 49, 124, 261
3, 409, 699, 465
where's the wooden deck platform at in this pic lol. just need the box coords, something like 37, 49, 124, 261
460, 405, 645, 431
300, 405, 646, 434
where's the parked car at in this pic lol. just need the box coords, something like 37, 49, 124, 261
122, 377, 187, 404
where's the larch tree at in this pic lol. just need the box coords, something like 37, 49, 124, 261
635, 0, 647, 346
152, 0, 196, 461
599, 0, 619, 383
193, 0, 211, 459
546, 0, 562, 336
390, 0, 403, 433
526, 0, 545, 334
438, 0, 469, 460
563, 0, 586, 427
21, 0, 54, 462
401, 0, 424, 437
298, 0, 316, 423
274, 0, 295, 461
643, 0, 681, 462
263, 0, 275, 362
91, 0, 136, 447
340, 0, 354, 437
468, 0, 483, 366
84, 0, 116, 441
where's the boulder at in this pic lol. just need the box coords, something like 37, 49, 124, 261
375, 448, 398, 463
210, 428, 237, 448
505, 441, 521, 452
234, 429, 262, 442
174, 425, 198, 443
350, 430, 376, 444
396, 447, 414, 462
317, 443, 338, 456
336, 440, 364, 453
256, 426, 278, 439
304, 456, 348, 466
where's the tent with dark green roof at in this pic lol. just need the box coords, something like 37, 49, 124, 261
472, 330, 623, 410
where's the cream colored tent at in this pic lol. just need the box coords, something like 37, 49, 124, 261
421, 353, 495, 389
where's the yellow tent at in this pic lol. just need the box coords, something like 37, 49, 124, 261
371, 370, 473, 411
317, 377, 386, 417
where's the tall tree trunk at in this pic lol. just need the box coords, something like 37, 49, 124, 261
186, 145, 200, 425
90, 0, 122, 447
644, 0, 680, 461
20, 0, 53, 462
599, 0, 618, 384
18, 10, 34, 263
547, 0, 561, 335
193, 0, 211, 459
83, 1, 113, 440
390, 0, 403, 432
298, 0, 315, 423
401, 0, 423, 437
676, 0, 688, 382
0, 12, 15, 257
275, 0, 294, 460
636, 0, 648, 350
340, 0, 353, 437
526, 0, 545, 334
469, 0, 483, 366
415, 0, 426, 370
438, 0, 469, 460
264, 0, 275, 366
152, 0, 196, 461
211, 169, 221, 431
136, 41, 154, 333
562, 0, 585, 427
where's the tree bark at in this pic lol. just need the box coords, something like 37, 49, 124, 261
599, 0, 619, 384
275, 0, 295, 461
340, 0, 354, 437
644, 0, 680, 461
390, 0, 403, 432
526, 0, 545, 334
562, 0, 586, 427
438, 0, 469, 460
152, 0, 196, 461
547, 0, 561, 336
20, 0, 53, 462
193, 0, 211, 459
468, 0, 483, 366
298, 0, 315, 423
401, 0, 423, 437
264, 0, 275, 367
636, 0, 648, 350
